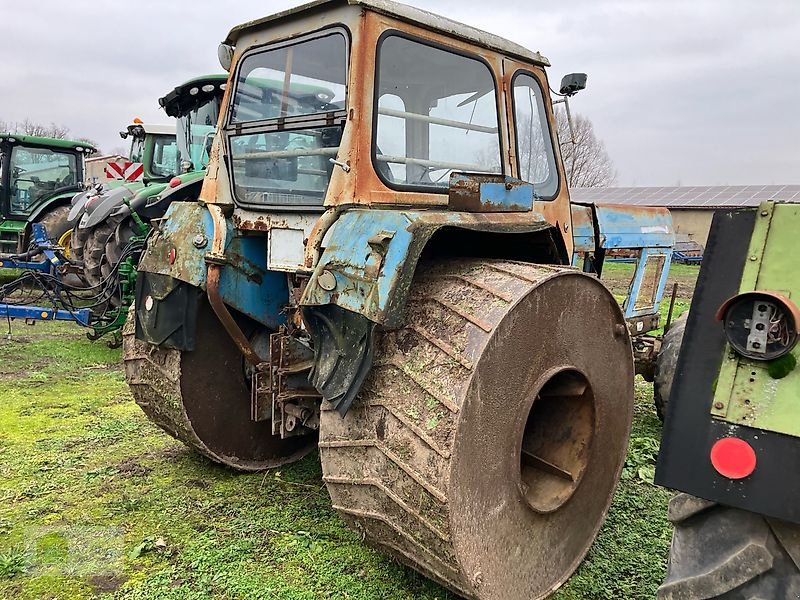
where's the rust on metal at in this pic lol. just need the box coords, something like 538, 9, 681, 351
205, 204, 263, 366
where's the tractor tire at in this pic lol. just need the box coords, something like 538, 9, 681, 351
319, 259, 635, 600
82, 220, 116, 289
36, 204, 71, 246
654, 313, 688, 421
70, 224, 90, 271
123, 302, 316, 471
658, 494, 800, 599
99, 215, 137, 307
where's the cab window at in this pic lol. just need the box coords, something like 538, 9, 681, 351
512, 72, 558, 198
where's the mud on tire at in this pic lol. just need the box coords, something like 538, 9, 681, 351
658, 494, 800, 599
319, 259, 635, 600
654, 313, 688, 420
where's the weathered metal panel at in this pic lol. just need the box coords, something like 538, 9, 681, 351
623, 247, 672, 321
448, 173, 534, 213
137, 202, 288, 329
593, 204, 674, 249
569, 203, 595, 266
710, 202, 800, 436
300, 208, 553, 327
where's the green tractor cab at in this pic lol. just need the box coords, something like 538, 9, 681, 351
0, 133, 95, 254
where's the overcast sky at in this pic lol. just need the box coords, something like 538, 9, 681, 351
2, 0, 798, 186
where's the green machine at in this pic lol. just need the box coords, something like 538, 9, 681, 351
655, 201, 800, 598
0, 133, 95, 254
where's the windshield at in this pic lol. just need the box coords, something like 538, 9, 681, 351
227, 30, 348, 207
177, 98, 220, 171
512, 72, 558, 198
373, 35, 501, 190
8, 146, 78, 215
150, 135, 179, 178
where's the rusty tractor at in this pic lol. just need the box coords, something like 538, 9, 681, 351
123, 1, 674, 598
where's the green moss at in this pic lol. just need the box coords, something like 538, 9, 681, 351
768, 353, 797, 379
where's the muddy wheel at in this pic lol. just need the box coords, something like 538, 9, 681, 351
319, 259, 634, 599
123, 302, 316, 471
36, 204, 71, 245
99, 215, 136, 306
654, 313, 688, 420
83, 220, 116, 288
70, 224, 90, 271
658, 494, 800, 599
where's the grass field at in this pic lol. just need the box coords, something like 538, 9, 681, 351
0, 263, 700, 600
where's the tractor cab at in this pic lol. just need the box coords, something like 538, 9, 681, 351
0, 133, 95, 253
159, 74, 228, 174
118, 121, 178, 183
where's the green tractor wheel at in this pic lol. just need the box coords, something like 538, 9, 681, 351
658, 494, 800, 599
36, 205, 72, 247
319, 259, 634, 600
83, 220, 116, 289
122, 303, 317, 471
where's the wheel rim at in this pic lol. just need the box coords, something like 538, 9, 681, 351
58, 229, 72, 259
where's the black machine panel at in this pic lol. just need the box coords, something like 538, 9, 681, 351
655, 208, 800, 525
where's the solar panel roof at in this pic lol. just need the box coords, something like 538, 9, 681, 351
569, 185, 800, 208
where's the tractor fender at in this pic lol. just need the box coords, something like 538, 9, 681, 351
68, 188, 94, 223
77, 187, 134, 230
25, 189, 81, 224
139, 173, 205, 221
136, 201, 288, 331
300, 208, 563, 329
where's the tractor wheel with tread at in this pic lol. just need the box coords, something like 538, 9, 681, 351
70, 224, 90, 271
654, 313, 688, 420
36, 204, 71, 247
99, 215, 137, 307
319, 259, 635, 600
123, 302, 316, 471
83, 220, 116, 288
658, 493, 800, 599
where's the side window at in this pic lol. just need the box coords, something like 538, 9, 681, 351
512, 73, 558, 198
373, 35, 501, 190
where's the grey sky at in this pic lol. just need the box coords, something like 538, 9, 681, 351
2, 0, 798, 186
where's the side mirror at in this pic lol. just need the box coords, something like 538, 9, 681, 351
218, 43, 234, 72
559, 73, 587, 97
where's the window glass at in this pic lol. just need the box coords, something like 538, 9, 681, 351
150, 135, 178, 178
9, 146, 77, 214
227, 31, 348, 207
512, 73, 558, 198
177, 98, 220, 170
374, 35, 501, 190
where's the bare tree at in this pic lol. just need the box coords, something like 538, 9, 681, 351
0, 118, 71, 139
555, 108, 616, 188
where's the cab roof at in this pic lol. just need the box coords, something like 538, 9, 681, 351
224, 0, 550, 67
0, 132, 97, 154
159, 74, 228, 118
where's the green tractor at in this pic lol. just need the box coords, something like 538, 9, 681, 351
655, 201, 800, 598
69, 120, 178, 287
0, 133, 95, 255
121, 1, 676, 598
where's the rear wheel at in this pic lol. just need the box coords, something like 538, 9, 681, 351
83, 220, 116, 288
654, 313, 688, 420
35, 204, 71, 245
319, 259, 634, 599
99, 215, 137, 306
123, 302, 316, 471
658, 494, 800, 599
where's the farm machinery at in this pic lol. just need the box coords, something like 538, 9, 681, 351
0, 77, 228, 343
122, 1, 675, 598
0, 133, 96, 255
655, 201, 800, 598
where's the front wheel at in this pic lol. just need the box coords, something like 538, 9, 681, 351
35, 204, 71, 249
658, 494, 800, 599
654, 313, 688, 420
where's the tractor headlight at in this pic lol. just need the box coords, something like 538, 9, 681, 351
717, 292, 799, 360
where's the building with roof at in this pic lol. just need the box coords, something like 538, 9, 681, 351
570, 185, 800, 246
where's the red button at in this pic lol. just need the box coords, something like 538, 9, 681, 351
710, 437, 757, 479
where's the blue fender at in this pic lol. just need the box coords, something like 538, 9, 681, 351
300, 208, 556, 329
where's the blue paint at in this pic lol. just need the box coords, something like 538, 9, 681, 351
594, 205, 674, 249
0, 304, 92, 325
137, 202, 288, 329
449, 173, 534, 212
623, 248, 673, 319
